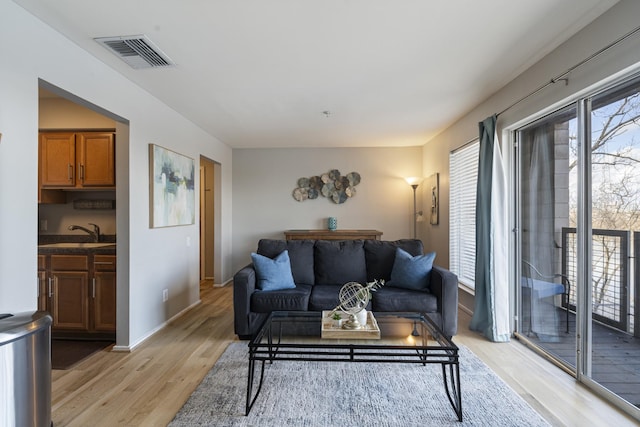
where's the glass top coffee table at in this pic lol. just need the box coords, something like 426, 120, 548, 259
246, 311, 462, 421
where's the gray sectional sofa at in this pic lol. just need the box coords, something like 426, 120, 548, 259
233, 238, 458, 339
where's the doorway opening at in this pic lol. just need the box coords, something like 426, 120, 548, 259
199, 156, 222, 286
37, 79, 130, 349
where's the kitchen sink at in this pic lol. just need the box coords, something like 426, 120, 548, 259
38, 242, 115, 248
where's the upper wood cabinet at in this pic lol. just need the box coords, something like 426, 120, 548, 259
39, 132, 76, 187
39, 131, 115, 189
76, 133, 116, 187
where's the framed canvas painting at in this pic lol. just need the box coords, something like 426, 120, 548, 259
149, 144, 195, 228
428, 173, 439, 225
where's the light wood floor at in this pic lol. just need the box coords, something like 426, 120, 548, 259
52, 282, 639, 426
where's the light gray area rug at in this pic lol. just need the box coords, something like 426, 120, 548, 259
170, 342, 550, 426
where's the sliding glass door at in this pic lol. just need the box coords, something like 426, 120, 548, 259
586, 83, 640, 407
516, 75, 640, 412
517, 106, 577, 366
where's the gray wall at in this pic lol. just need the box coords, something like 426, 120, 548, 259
232, 147, 424, 272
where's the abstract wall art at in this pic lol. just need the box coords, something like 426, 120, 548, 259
292, 169, 360, 204
149, 144, 195, 228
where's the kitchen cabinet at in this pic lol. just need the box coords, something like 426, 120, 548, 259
38, 252, 116, 338
37, 255, 47, 312
49, 255, 90, 331
93, 255, 117, 332
39, 131, 115, 189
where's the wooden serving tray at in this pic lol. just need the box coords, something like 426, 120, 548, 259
321, 310, 381, 339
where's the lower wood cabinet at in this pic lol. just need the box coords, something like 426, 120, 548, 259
37, 255, 47, 313
93, 255, 117, 332
38, 253, 116, 338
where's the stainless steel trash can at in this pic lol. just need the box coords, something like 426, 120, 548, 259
0, 311, 52, 427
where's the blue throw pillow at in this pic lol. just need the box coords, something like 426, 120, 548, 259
389, 248, 436, 291
251, 250, 296, 291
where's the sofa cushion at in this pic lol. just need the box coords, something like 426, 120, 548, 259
364, 239, 424, 282
371, 287, 438, 313
251, 284, 312, 312
258, 239, 315, 285
388, 248, 436, 291
314, 240, 367, 286
251, 250, 296, 291
308, 284, 343, 311
309, 284, 373, 312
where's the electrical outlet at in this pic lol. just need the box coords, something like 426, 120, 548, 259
39, 219, 48, 232
163, 289, 168, 302
186, 236, 191, 247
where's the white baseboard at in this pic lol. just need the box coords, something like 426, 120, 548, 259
214, 278, 232, 288
200, 278, 232, 288
459, 304, 473, 316
112, 299, 202, 352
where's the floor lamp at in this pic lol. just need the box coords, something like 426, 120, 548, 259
405, 177, 423, 239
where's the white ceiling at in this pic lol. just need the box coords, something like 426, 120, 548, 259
16, 0, 618, 148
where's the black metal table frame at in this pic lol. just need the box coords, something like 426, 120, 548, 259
246, 311, 462, 422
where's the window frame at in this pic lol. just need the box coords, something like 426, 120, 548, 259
449, 139, 480, 290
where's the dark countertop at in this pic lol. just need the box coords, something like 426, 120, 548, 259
37, 244, 116, 255
38, 235, 116, 255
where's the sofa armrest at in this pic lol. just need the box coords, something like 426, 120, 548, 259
233, 264, 256, 337
429, 265, 459, 337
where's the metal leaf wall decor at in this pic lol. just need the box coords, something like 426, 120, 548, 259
292, 169, 361, 204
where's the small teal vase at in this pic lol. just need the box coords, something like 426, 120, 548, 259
328, 217, 337, 231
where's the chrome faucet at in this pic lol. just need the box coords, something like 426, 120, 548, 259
68, 223, 100, 242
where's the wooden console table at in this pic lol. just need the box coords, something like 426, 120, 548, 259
284, 229, 383, 241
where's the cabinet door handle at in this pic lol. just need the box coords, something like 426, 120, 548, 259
48, 277, 53, 298
92, 278, 96, 299
80, 164, 85, 181
94, 261, 113, 265
37, 276, 41, 298
68, 164, 73, 181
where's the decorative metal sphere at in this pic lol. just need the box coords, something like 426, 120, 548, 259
338, 282, 368, 315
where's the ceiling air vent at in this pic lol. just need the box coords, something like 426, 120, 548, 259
94, 35, 174, 69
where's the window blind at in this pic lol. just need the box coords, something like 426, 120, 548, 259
449, 140, 479, 289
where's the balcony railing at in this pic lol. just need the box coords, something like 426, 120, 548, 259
562, 227, 638, 336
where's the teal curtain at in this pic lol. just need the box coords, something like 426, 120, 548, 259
470, 115, 510, 342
